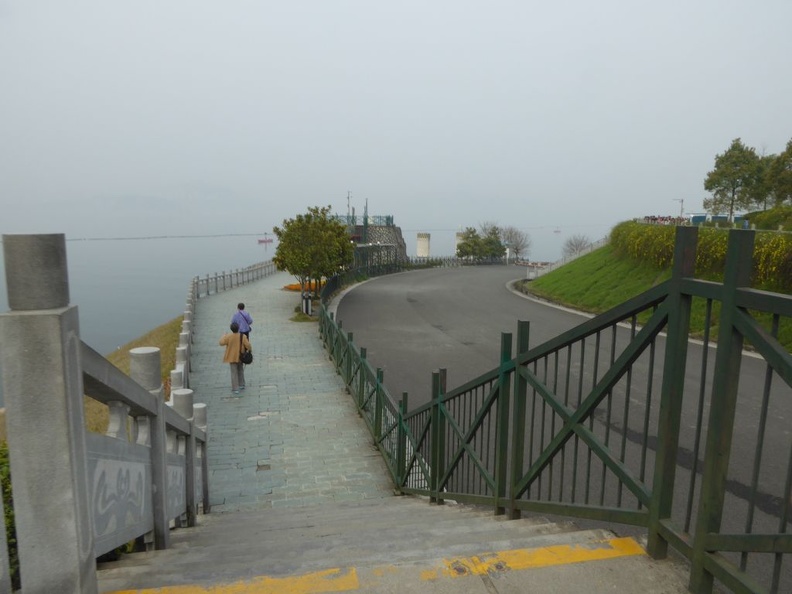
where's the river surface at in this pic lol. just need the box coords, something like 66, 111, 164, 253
0, 234, 277, 405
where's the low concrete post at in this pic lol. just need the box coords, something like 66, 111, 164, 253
170, 368, 184, 391
0, 233, 98, 593
179, 329, 191, 363
173, 389, 197, 526
176, 345, 189, 387
129, 346, 170, 550
194, 403, 211, 513
172, 388, 194, 421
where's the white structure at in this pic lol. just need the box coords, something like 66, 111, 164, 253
416, 232, 431, 257
455, 231, 465, 255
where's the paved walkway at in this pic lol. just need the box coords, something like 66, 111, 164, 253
189, 271, 395, 512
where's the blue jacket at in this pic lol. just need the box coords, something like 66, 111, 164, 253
231, 309, 253, 334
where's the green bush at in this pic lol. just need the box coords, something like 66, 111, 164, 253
610, 221, 792, 292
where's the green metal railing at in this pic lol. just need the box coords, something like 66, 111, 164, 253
319, 226, 792, 594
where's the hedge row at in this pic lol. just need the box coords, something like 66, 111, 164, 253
610, 222, 792, 292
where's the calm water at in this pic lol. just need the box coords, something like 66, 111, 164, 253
0, 235, 274, 354
0, 235, 276, 405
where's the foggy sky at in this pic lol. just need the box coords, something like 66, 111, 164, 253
2, 1, 791, 257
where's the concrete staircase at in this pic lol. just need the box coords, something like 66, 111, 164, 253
96, 495, 691, 593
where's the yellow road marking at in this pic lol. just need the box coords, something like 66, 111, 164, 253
107, 567, 359, 594
105, 537, 645, 593
420, 536, 646, 580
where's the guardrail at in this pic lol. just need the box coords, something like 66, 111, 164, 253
0, 234, 210, 592
193, 261, 277, 299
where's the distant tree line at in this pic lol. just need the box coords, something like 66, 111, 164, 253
704, 137, 792, 220
455, 222, 532, 262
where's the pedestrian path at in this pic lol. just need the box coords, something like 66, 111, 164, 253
188, 271, 395, 512
97, 270, 694, 593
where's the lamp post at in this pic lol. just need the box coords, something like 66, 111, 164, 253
673, 198, 684, 218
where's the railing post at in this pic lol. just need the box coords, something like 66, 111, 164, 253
194, 403, 210, 513
495, 332, 513, 515
358, 347, 367, 408
129, 346, 170, 550
397, 393, 409, 492
172, 388, 197, 527
0, 233, 98, 593
345, 332, 354, 385
430, 369, 447, 505
375, 368, 384, 440
689, 229, 754, 593
647, 226, 698, 557
509, 320, 530, 519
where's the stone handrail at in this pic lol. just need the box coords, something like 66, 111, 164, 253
0, 234, 209, 593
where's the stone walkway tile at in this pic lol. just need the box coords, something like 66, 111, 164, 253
189, 271, 395, 513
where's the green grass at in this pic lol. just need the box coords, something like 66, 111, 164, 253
521, 245, 670, 313
516, 245, 792, 352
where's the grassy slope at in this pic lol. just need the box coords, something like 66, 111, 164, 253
516, 244, 791, 352
520, 244, 670, 313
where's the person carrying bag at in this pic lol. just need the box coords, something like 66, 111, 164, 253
219, 322, 251, 395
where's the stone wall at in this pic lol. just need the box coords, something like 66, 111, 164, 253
353, 225, 408, 260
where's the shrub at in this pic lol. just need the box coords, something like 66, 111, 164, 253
0, 442, 19, 590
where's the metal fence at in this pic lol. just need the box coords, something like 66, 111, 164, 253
319, 227, 792, 594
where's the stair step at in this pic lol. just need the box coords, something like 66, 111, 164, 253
97, 496, 625, 592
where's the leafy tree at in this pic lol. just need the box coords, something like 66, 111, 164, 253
703, 138, 760, 220
480, 224, 505, 259
562, 234, 592, 258
767, 139, 792, 206
455, 227, 482, 259
750, 153, 777, 211
501, 226, 531, 261
273, 205, 354, 294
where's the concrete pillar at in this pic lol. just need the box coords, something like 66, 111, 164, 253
129, 346, 169, 549
172, 388, 194, 421
193, 402, 207, 430
0, 233, 98, 594
170, 369, 184, 391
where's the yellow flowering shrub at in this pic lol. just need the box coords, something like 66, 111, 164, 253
610, 221, 792, 292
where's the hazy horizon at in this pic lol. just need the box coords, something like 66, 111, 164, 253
2, 1, 791, 260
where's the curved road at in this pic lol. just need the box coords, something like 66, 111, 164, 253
335, 265, 591, 406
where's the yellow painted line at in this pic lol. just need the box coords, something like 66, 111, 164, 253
105, 537, 645, 593
107, 566, 359, 594
420, 536, 646, 580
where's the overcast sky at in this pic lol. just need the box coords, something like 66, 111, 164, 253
2, 1, 791, 256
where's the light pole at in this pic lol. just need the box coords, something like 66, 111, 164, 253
673, 199, 684, 218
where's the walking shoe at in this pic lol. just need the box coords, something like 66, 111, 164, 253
239, 385, 245, 390
233, 390, 240, 395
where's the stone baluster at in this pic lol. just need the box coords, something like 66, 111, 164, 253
129, 346, 170, 550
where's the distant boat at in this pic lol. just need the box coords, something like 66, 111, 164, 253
258, 238, 273, 245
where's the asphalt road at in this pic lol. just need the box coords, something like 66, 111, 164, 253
335, 265, 593, 404
334, 264, 792, 591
